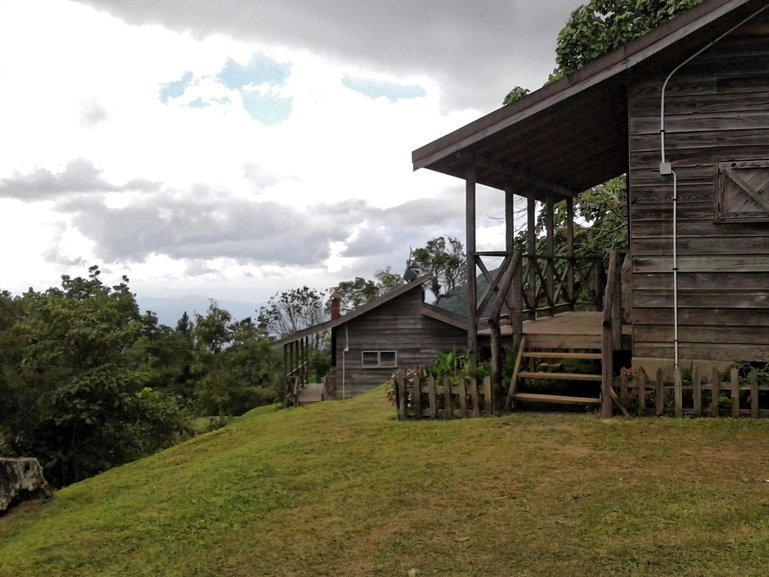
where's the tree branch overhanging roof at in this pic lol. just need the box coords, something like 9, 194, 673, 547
412, 0, 763, 201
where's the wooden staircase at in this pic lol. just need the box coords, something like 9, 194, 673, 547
505, 335, 604, 409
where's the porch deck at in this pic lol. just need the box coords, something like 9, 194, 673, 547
478, 311, 631, 350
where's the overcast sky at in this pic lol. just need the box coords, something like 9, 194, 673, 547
0, 0, 582, 306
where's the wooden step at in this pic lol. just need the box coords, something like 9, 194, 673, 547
523, 351, 602, 360
517, 371, 602, 382
512, 392, 601, 405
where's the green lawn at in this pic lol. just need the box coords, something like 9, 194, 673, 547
2, 388, 769, 577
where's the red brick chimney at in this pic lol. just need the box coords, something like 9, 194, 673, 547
330, 292, 342, 320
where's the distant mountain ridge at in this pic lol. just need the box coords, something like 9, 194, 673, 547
136, 295, 265, 327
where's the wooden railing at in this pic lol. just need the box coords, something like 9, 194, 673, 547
474, 251, 607, 325
521, 255, 606, 318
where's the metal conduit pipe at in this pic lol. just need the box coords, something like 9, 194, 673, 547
659, 3, 769, 372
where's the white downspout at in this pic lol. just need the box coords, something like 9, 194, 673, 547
659, 3, 769, 372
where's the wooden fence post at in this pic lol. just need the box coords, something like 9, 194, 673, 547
469, 377, 480, 418
638, 369, 646, 415
674, 365, 683, 417
458, 377, 468, 418
731, 368, 740, 418
711, 367, 720, 418
750, 369, 759, 419
412, 374, 422, 419
655, 368, 665, 416
443, 376, 452, 420
692, 366, 702, 417
483, 376, 493, 416
397, 374, 407, 420
427, 376, 437, 419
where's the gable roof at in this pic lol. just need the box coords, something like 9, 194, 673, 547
412, 0, 767, 201
273, 276, 467, 347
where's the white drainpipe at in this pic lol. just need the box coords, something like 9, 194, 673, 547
659, 3, 769, 372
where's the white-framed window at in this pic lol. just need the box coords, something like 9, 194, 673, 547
361, 350, 397, 369
716, 160, 769, 223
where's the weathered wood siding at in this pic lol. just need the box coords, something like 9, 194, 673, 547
327, 289, 466, 399
629, 21, 769, 361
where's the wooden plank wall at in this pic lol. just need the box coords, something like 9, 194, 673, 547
629, 25, 769, 361
328, 289, 467, 399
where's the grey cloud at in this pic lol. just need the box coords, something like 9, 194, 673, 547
68, 193, 364, 266
0, 159, 120, 201
73, 0, 582, 110
52, 178, 474, 271
80, 101, 109, 127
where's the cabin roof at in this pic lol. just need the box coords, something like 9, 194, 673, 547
273, 276, 468, 347
412, 0, 765, 201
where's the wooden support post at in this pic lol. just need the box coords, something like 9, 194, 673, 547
511, 253, 523, 348
527, 197, 537, 316
566, 196, 575, 308
638, 369, 647, 414
466, 166, 478, 365
505, 185, 515, 254
711, 367, 721, 417
601, 317, 613, 419
489, 319, 501, 410
655, 368, 665, 416
692, 366, 702, 417
730, 367, 740, 418
545, 194, 554, 314
505, 335, 526, 412
750, 369, 759, 418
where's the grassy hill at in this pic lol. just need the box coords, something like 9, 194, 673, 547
2, 390, 769, 577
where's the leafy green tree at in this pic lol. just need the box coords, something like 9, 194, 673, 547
515, 176, 628, 258
553, 0, 704, 79
374, 267, 405, 293
502, 85, 530, 106
411, 236, 466, 300
257, 286, 327, 341
328, 268, 407, 314
2, 267, 189, 487
329, 277, 380, 314
192, 305, 282, 416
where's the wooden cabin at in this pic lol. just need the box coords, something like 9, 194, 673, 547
277, 278, 467, 404
412, 0, 769, 416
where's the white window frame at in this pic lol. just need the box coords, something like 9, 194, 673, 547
361, 350, 397, 369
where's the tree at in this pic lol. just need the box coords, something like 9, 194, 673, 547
374, 267, 405, 293
502, 85, 530, 106
2, 267, 189, 487
411, 236, 466, 300
514, 176, 628, 259
328, 268, 407, 315
257, 286, 327, 341
329, 277, 380, 314
553, 0, 705, 79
